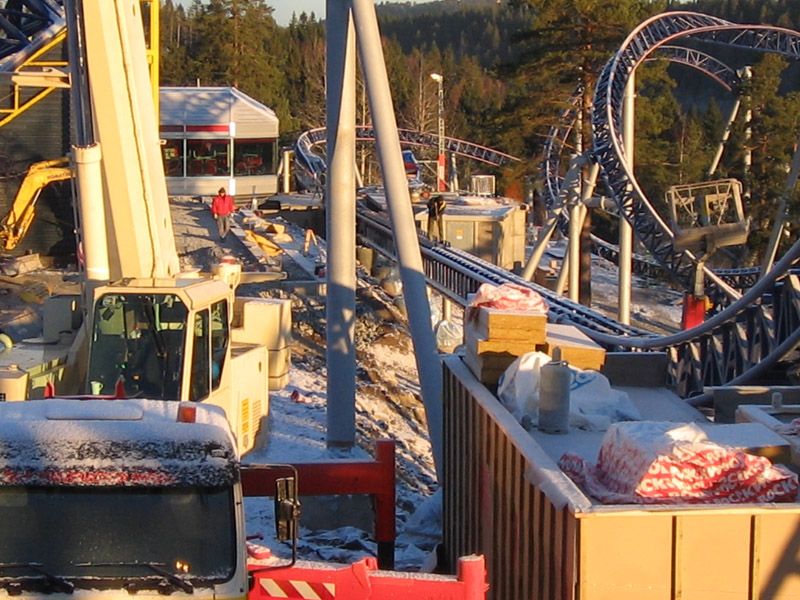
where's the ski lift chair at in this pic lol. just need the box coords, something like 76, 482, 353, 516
665, 178, 749, 298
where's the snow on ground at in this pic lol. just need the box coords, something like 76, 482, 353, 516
539, 240, 684, 333
242, 354, 440, 571
589, 252, 684, 333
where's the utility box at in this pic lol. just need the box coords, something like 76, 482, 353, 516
470, 175, 496, 196
441, 355, 800, 600
419, 195, 527, 272
232, 297, 292, 390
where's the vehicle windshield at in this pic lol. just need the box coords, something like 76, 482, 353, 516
0, 486, 236, 589
87, 293, 187, 399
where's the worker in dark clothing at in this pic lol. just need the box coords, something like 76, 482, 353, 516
423, 190, 447, 241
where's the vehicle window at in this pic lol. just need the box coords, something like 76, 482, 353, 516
88, 294, 187, 400
0, 486, 236, 585
210, 300, 228, 390
189, 310, 210, 401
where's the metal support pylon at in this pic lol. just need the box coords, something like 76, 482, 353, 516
326, 0, 443, 476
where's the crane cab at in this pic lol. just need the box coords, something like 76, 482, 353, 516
86, 277, 270, 454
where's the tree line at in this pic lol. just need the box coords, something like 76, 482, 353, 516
160, 0, 800, 263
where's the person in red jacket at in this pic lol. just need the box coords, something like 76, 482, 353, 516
211, 187, 236, 240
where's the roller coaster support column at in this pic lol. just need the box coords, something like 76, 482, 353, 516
352, 0, 444, 475
742, 66, 752, 202
760, 138, 800, 278
567, 144, 583, 303
618, 74, 635, 324
282, 149, 292, 193
521, 166, 580, 281
325, 0, 357, 447
521, 215, 558, 281
707, 98, 740, 178
431, 72, 446, 192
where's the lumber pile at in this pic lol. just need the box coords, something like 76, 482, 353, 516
463, 309, 606, 386
541, 323, 606, 371
463, 307, 545, 386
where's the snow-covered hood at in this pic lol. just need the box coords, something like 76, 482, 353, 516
0, 399, 238, 487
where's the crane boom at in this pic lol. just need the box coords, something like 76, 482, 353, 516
78, 0, 179, 280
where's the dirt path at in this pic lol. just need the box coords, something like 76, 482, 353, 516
170, 197, 262, 271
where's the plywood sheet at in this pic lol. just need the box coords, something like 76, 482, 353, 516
465, 320, 537, 355
755, 513, 800, 599
543, 323, 606, 371
468, 306, 547, 343
675, 513, 751, 600
462, 347, 517, 386
580, 513, 672, 600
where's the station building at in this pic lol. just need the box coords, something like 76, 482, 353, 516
159, 87, 279, 198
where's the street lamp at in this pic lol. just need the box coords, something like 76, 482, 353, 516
430, 72, 445, 192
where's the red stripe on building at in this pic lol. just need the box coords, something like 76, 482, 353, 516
186, 124, 230, 133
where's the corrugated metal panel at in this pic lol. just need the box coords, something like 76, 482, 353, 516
443, 356, 578, 600
442, 355, 800, 600
160, 87, 278, 138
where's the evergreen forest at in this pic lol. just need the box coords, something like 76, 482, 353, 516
160, 0, 800, 264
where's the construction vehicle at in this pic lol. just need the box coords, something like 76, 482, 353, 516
0, 0, 281, 456
0, 158, 71, 251
0, 398, 253, 597
0, 397, 486, 599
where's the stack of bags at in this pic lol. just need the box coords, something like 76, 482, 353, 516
559, 421, 799, 504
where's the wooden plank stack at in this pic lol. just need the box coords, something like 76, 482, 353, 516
463, 306, 546, 386
541, 323, 606, 371
463, 308, 607, 386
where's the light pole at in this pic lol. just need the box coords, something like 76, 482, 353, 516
430, 72, 445, 192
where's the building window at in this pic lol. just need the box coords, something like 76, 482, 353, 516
187, 139, 230, 177
162, 140, 184, 177
233, 139, 277, 176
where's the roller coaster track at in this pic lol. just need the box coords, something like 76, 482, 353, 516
592, 12, 800, 292
356, 206, 646, 338
326, 14, 800, 398
543, 45, 741, 218
357, 203, 800, 398
540, 43, 757, 289
0, 1, 67, 127
294, 125, 520, 190
0, 0, 64, 67
298, 126, 520, 167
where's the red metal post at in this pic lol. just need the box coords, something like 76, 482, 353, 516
373, 440, 395, 570
241, 439, 396, 569
681, 292, 706, 329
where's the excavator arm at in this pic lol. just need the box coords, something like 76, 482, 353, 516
1, 157, 71, 251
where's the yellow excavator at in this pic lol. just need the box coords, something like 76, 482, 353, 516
0, 157, 71, 251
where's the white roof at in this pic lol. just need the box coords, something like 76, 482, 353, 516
160, 86, 279, 138
0, 399, 237, 487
